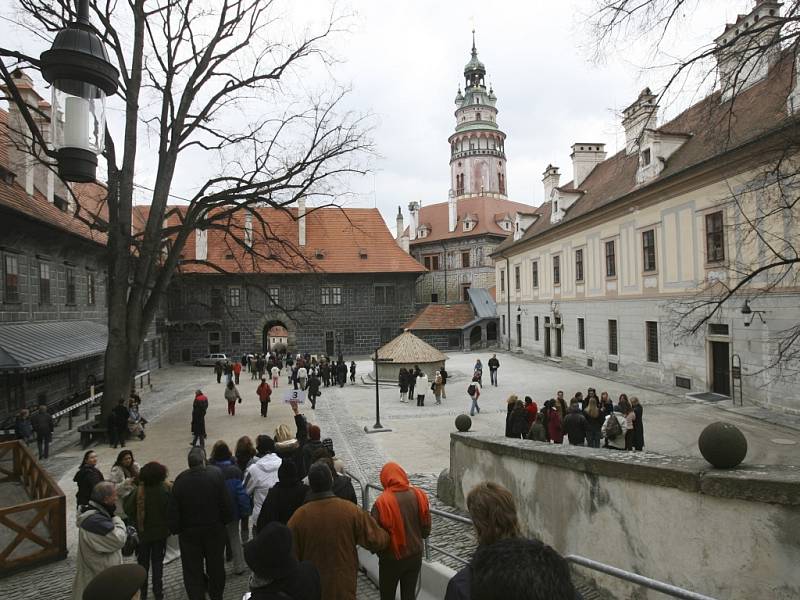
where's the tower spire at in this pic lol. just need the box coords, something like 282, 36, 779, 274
472, 28, 476, 55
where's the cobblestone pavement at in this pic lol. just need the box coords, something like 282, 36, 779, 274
7, 351, 798, 599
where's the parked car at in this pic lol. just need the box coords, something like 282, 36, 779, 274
194, 353, 228, 366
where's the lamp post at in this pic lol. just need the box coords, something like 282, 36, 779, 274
366, 344, 393, 434
741, 299, 766, 327
336, 332, 343, 362
40, 0, 119, 182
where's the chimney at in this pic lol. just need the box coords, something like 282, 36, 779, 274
244, 211, 253, 248
297, 196, 306, 246
448, 190, 458, 232
622, 88, 658, 155
715, 1, 783, 102
195, 228, 208, 261
571, 143, 606, 188
542, 165, 560, 201
408, 201, 419, 241
395, 206, 403, 241
1, 69, 44, 197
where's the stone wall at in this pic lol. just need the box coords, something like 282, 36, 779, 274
166, 272, 419, 360
446, 433, 800, 599
411, 236, 500, 304
412, 330, 462, 352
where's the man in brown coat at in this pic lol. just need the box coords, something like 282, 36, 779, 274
288, 463, 389, 600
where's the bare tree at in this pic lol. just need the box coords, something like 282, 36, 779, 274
1, 0, 371, 416
590, 1, 800, 382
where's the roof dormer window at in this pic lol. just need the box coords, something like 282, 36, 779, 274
641, 148, 651, 166
463, 220, 474, 232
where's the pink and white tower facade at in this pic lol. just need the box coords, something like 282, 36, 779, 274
449, 32, 508, 199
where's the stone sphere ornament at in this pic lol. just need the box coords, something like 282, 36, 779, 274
698, 421, 748, 468
455, 414, 472, 432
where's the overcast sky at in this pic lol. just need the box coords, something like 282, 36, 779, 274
3, 0, 757, 234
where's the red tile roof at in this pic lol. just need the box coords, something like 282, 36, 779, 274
135, 205, 426, 275
408, 196, 535, 245
404, 302, 475, 330
497, 51, 797, 254
0, 108, 107, 246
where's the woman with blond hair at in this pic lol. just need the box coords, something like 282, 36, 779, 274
445, 482, 521, 600
584, 397, 605, 448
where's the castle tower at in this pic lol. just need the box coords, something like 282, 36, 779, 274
448, 31, 507, 198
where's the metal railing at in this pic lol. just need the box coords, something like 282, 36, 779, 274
348, 471, 718, 600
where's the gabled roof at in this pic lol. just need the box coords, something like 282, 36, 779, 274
137, 205, 426, 275
404, 303, 475, 331
0, 108, 107, 246
408, 196, 535, 245
495, 50, 797, 254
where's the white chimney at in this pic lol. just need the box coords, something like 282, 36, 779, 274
448, 190, 458, 232
715, 1, 783, 102
195, 229, 208, 261
244, 211, 253, 248
395, 206, 403, 241
1, 70, 41, 197
408, 201, 419, 241
542, 165, 560, 202
297, 197, 306, 246
571, 143, 606, 188
622, 88, 658, 155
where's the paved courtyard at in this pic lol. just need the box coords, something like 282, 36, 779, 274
4, 350, 799, 599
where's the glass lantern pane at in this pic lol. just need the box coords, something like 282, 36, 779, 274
51, 79, 106, 154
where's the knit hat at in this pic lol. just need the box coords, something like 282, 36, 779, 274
308, 462, 333, 493
278, 460, 298, 484
83, 564, 147, 600
308, 425, 321, 441
244, 522, 298, 580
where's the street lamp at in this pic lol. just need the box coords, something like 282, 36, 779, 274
741, 299, 766, 327
40, 0, 119, 182
365, 344, 393, 434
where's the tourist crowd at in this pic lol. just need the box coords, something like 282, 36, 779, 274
67, 361, 581, 600
502, 388, 645, 451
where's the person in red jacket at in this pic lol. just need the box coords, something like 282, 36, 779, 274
233, 361, 242, 385
544, 400, 563, 444
524, 396, 538, 427
256, 378, 272, 418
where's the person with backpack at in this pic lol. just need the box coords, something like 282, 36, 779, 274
256, 378, 272, 418
468, 377, 481, 417
601, 407, 626, 450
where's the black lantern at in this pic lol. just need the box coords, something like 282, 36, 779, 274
39, 0, 119, 182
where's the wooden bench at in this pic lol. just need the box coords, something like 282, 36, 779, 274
77, 422, 108, 449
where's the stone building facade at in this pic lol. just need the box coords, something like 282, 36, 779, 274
493, 1, 800, 414
163, 205, 425, 360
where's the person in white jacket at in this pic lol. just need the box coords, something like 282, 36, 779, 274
244, 434, 282, 531
71, 481, 128, 600
416, 372, 429, 406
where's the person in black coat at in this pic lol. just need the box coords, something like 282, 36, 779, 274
349, 361, 356, 384
191, 391, 208, 448
73, 450, 104, 508
168, 447, 233, 600
408, 366, 418, 399
336, 361, 347, 387
509, 402, 529, 439
29, 404, 54, 459
562, 405, 589, 446
307, 373, 321, 410
109, 397, 130, 448
255, 461, 309, 533
245, 522, 321, 600
631, 397, 645, 451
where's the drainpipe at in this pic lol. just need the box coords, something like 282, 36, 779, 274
502, 254, 511, 351
441, 241, 448, 303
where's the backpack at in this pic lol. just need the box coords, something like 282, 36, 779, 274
467, 384, 476, 396
604, 414, 622, 439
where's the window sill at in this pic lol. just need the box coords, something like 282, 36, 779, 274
704, 261, 727, 269
605, 276, 617, 281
